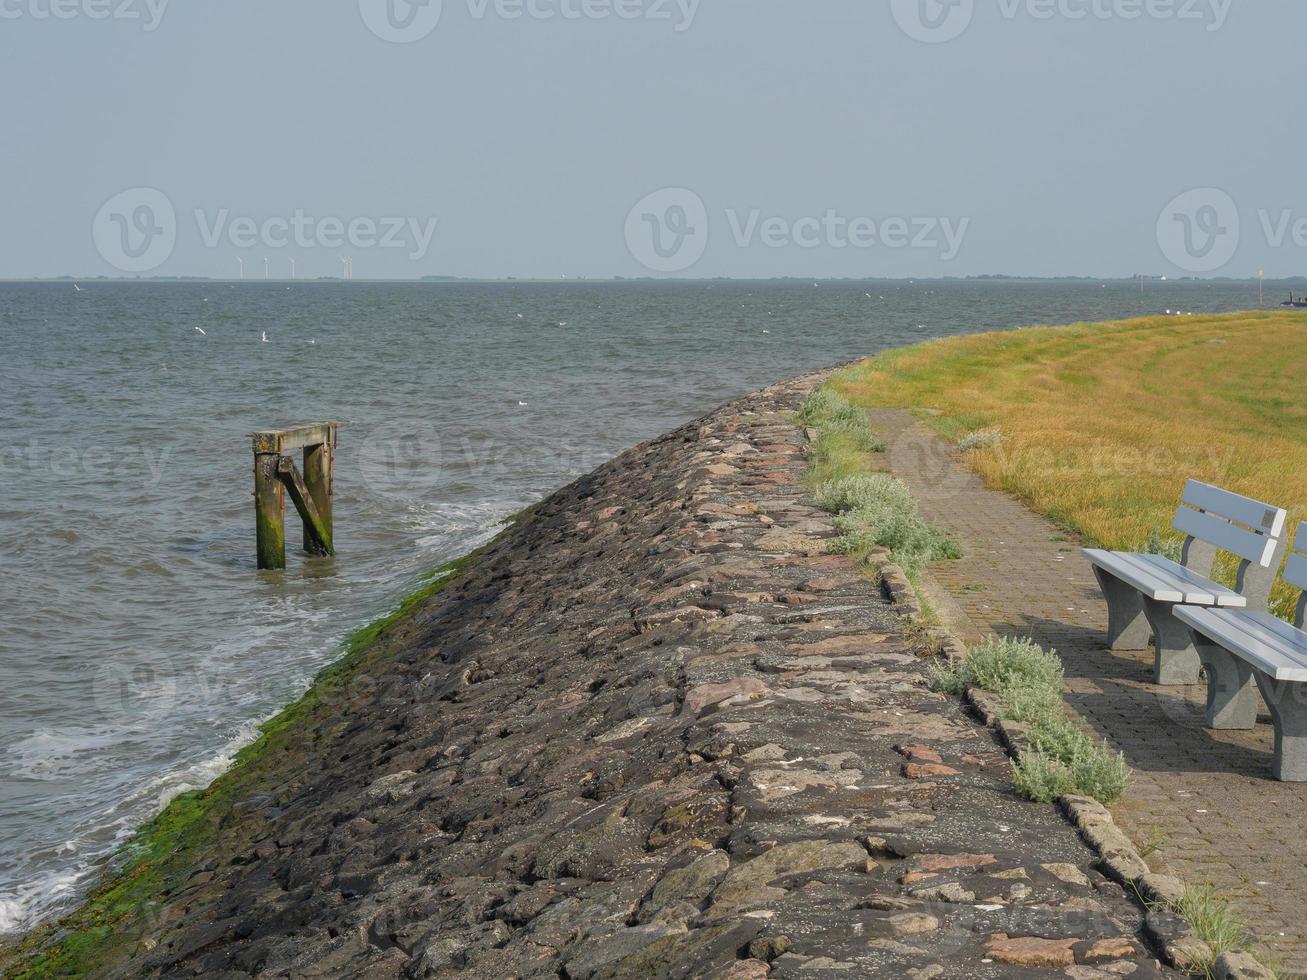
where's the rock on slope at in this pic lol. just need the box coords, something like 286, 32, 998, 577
18, 374, 1176, 979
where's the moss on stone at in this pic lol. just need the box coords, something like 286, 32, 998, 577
1, 544, 490, 979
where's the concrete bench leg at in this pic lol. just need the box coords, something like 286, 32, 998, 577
1254, 674, 1307, 782
1141, 597, 1202, 685
1192, 636, 1258, 729
1092, 566, 1152, 650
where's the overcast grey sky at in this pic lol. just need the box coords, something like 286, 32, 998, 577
2, 0, 1304, 280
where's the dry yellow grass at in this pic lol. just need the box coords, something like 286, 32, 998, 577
832, 310, 1307, 617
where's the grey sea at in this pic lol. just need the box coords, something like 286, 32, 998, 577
0, 278, 1264, 933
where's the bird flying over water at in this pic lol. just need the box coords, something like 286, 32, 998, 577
193, 327, 206, 336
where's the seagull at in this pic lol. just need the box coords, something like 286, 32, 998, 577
193, 326, 207, 336
261, 331, 269, 343
516, 313, 524, 319
73, 283, 82, 292
517, 401, 528, 407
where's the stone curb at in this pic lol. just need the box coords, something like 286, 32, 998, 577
853, 511, 1219, 976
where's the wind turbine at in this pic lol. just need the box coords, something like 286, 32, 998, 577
340, 257, 349, 281
264, 257, 270, 280
236, 256, 244, 280
289, 257, 296, 281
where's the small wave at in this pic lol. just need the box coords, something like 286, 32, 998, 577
0, 718, 263, 934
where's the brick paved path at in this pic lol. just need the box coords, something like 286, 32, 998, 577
868, 408, 1307, 975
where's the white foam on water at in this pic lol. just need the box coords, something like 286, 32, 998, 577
0, 718, 264, 936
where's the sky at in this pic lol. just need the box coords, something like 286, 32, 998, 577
2, 0, 1305, 280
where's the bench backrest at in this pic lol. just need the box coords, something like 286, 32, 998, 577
1172, 480, 1286, 568
1284, 521, 1307, 628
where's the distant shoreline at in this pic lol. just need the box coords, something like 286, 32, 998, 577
2, 275, 1305, 285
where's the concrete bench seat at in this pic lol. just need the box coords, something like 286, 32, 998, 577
1081, 550, 1248, 607
1083, 480, 1287, 685
1176, 523, 1307, 781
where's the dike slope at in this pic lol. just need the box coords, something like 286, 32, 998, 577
9, 373, 1178, 979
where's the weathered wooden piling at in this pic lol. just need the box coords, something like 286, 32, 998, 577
251, 423, 338, 570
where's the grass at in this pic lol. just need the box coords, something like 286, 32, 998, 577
831, 310, 1307, 619
930, 636, 1131, 805
798, 384, 957, 619
799, 386, 887, 487
0, 543, 494, 979
1172, 882, 1275, 978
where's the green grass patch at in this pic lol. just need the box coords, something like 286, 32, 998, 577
831, 310, 1307, 622
930, 636, 1131, 805
1174, 883, 1268, 978
814, 472, 961, 577
1, 542, 495, 979
798, 386, 888, 486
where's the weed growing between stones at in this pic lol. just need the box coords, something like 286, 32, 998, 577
1173, 883, 1270, 978
930, 636, 1131, 805
799, 384, 957, 580
815, 473, 961, 577
798, 387, 887, 486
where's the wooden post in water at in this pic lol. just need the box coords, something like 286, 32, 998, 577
253, 448, 286, 570
251, 423, 339, 570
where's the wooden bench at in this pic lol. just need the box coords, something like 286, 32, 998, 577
1083, 480, 1287, 685
1176, 523, 1307, 781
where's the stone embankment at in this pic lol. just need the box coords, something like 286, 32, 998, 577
13, 374, 1180, 978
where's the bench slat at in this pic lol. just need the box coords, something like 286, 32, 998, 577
1081, 548, 1237, 604
1131, 554, 1246, 607
1285, 522, 1307, 592
1173, 506, 1279, 566
1227, 610, 1307, 655
1083, 549, 1185, 602
1182, 480, 1287, 538
1175, 606, 1307, 682
1112, 552, 1218, 603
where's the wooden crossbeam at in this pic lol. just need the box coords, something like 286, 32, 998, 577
276, 457, 334, 556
